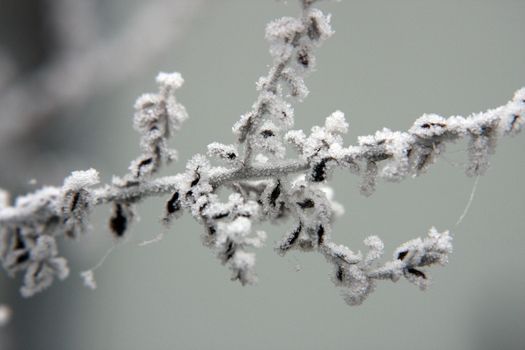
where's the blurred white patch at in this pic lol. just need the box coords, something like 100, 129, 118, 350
0, 304, 12, 327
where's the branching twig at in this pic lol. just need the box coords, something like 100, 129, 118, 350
0, 0, 523, 305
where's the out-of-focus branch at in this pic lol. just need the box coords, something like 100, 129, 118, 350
0, 0, 203, 148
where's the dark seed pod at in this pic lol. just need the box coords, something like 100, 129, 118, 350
13, 228, 26, 251
296, 198, 314, 209
166, 191, 181, 214
190, 172, 201, 187
223, 240, 236, 262
307, 17, 321, 41
269, 180, 281, 207
316, 225, 325, 246
335, 265, 344, 282
212, 212, 230, 220
261, 129, 275, 138
407, 267, 426, 279
310, 158, 330, 182
278, 222, 302, 253
110, 203, 128, 238
15, 251, 30, 265
70, 192, 80, 211
297, 49, 309, 67
136, 157, 154, 177
397, 250, 408, 260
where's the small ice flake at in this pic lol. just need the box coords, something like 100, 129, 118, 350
80, 270, 97, 290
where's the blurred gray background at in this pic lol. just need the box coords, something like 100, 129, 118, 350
1, 0, 524, 349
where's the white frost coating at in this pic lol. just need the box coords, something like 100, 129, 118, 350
265, 17, 305, 61
230, 251, 258, 285
363, 236, 384, 266
409, 114, 448, 138
80, 270, 97, 290
0, 190, 9, 208
20, 235, 70, 298
325, 110, 348, 134
129, 73, 188, 179
0, 0, 522, 306
0, 304, 11, 327
156, 71, 184, 90
207, 142, 239, 163
63, 169, 100, 190
281, 68, 309, 100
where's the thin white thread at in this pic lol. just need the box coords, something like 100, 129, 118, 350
80, 237, 129, 289
455, 176, 480, 226
138, 232, 166, 247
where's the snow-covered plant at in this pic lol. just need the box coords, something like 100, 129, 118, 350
0, 0, 523, 305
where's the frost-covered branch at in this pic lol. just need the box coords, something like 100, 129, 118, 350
0, 0, 523, 305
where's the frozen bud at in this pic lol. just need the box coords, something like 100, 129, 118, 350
207, 142, 239, 162
325, 110, 348, 134
165, 97, 188, 131
466, 133, 493, 176
19, 235, 69, 298
281, 68, 309, 101
268, 94, 295, 127
323, 242, 362, 264
363, 236, 384, 266
63, 169, 100, 191
61, 169, 99, 238
285, 130, 307, 151
230, 250, 257, 285
276, 222, 302, 255
253, 121, 286, 158
305, 9, 334, 43
266, 17, 304, 60
294, 45, 315, 71
134, 93, 161, 112
410, 114, 448, 138
156, 71, 184, 90
370, 129, 414, 181
340, 266, 375, 306
233, 113, 253, 142
31, 235, 58, 261
256, 76, 269, 91
496, 90, 525, 136
221, 217, 252, 238
266, 17, 304, 43
20, 256, 69, 298
394, 228, 452, 289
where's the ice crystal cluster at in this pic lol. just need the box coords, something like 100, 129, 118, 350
0, 0, 523, 305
